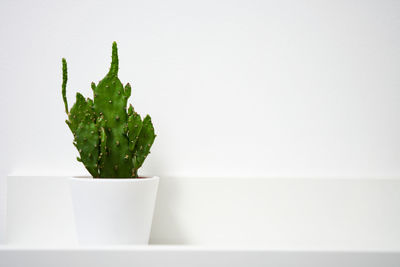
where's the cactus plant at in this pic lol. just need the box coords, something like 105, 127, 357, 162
62, 42, 156, 178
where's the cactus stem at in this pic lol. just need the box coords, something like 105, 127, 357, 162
109, 41, 119, 76
62, 58, 69, 114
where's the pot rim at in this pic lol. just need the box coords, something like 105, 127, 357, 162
70, 176, 159, 182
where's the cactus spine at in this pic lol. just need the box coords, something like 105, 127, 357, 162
62, 42, 156, 178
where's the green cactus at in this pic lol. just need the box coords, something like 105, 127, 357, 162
62, 42, 156, 178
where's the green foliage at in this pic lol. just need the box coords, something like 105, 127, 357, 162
62, 42, 156, 178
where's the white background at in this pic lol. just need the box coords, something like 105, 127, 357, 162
0, 0, 400, 243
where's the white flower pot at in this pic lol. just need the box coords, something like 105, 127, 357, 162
70, 176, 159, 245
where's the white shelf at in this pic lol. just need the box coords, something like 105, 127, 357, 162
1, 245, 400, 267
4, 176, 400, 266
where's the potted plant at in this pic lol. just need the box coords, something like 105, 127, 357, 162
61, 42, 158, 245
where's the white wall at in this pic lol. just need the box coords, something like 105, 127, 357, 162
0, 0, 400, 242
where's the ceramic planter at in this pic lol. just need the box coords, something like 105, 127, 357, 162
70, 176, 159, 245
